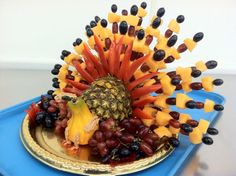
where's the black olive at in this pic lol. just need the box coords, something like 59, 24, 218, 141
193, 32, 204, 42
164, 56, 175, 63
171, 78, 181, 85
130, 5, 138, 15
191, 69, 202, 78
152, 17, 161, 29
111, 4, 117, 13
207, 127, 219, 135
119, 21, 128, 34
100, 19, 108, 28
86, 29, 94, 37
169, 137, 180, 147
202, 136, 213, 145
153, 50, 165, 61
176, 15, 185, 23
51, 69, 59, 75
47, 90, 54, 95
54, 64, 61, 69
52, 81, 60, 88
141, 2, 147, 9
75, 38, 82, 46
137, 29, 145, 40
52, 77, 58, 82
156, 7, 165, 17
94, 16, 100, 23
185, 100, 196, 109
167, 35, 178, 47
214, 104, 224, 111
213, 79, 223, 86
206, 60, 217, 69
90, 20, 97, 28
181, 123, 193, 133
61, 50, 71, 57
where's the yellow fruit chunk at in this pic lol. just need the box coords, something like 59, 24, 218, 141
144, 79, 156, 87
65, 98, 99, 146
138, 8, 147, 17
74, 43, 85, 55
184, 38, 197, 52
176, 67, 192, 83
202, 76, 214, 92
64, 53, 77, 65
141, 118, 155, 127
155, 111, 172, 126
123, 35, 134, 45
195, 61, 207, 72
88, 37, 95, 49
134, 69, 145, 79
169, 126, 180, 135
198, 119, 209, 134
156, 61, 167, 70
154, 126, 172, 138
145, 26, 160, 38
182, 82, 191, 92
176, 93, 192, 109
155, 35, 168, 49
80, 62, 86, 70
160, 75, 176, 96
143, 106, 157, 117
133, 39, 150, 53
71, 70, 81, 82
154, 95, 169, 109
121, 15, 139, 26
189, 127, 202, 144
59, 81, 67, 89
146, 58, 159, 72
171, 48, 180, 60
108, 12, 120, 23
168, 19, 180, 33
162, 108, 171, 113
58, 67, 68, 81
179, 113, 191, 123
204, 99, 215, 112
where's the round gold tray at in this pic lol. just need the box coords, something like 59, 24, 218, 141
20, 115, 175, 175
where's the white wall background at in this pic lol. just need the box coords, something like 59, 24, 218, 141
0, 0, 236, 74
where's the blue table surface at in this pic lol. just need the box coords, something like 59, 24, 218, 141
0, 91, 225, 176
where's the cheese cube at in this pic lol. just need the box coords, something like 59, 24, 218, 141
156, 111, 172, 126
198, 119, 210, 134
179, 113, 191, 123
204, 99, 215, 112
189, 127, 202, 144
154, 126, 172, 138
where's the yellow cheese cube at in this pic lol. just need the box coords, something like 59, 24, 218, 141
196, 61, 207, 72
169, 126, 180, 135
198, 119, 210, 134
154, 126, 172, 138
108, 13, 120, 23
141, 118, 155, 127
154, 95, 169, 109
176, 93, 192, 109
143, 106, 158, 117
155, 111, 172, 126
160, 75, 176, 96
179, 113, 191, 123
168, 19, 180, 33
184, 38, 197, 52
202, 76, 214, 92
189, 127, 202, 144
204, 99, 215, 112
137, 7, 147, 17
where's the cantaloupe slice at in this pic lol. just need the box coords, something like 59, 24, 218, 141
184, 38, 197, 52
179, 113, 191, 123
196, 61, 207, 72
198, 119, 209, 134
168, 19, 180, 33
204, 99, 215, 112
176, 93, 192, 109
160, 75, 176, 96
189, 127, 202, 144
171, 48, 180, 60
155, 111, 172, 126
202, 76, 214, 92
154, 126, 172, 138
154, 95, 169, 109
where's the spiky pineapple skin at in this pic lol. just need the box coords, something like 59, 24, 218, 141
81, 76, 132, 120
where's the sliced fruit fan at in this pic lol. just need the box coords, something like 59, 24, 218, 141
26, 2, 224, 164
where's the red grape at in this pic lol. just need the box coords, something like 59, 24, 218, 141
130, 118, 143, 127
105, 130, 113, 139
95, 131, 104, 142
97, 142, 108, 157
140, 142, 153, 156
88, 138, 97, 147
144, 138, 154, 146
121, 133, 135, 143
138, 127, 149, 139
106, 139, 119, 148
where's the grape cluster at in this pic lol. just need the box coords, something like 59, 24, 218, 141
88, 117, 174, 164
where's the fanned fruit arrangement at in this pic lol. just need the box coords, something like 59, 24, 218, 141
26, 2, 224, 165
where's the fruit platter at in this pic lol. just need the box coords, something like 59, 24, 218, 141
21, 2, 224, 175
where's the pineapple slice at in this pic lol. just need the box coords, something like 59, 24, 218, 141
65, 98, 99, 146
108, 12, 120, 23
88, 37, 95, 49
168, 19, 180, 33
141, 118, 155, 127
179, 113, 191, 123
176, 93, 192, 109
195, 61, 207, 72
169, 126, 180, 135
144, 79, 156, 87
198, 119, 209, 134
143, 106, 157, 117
204, 99, 215, 112
154, 95, 169, 109
176, 67, 192, 83
145, 26, 160, 38
160, 75, 176, 96
202, 76, 214, 92
64, 53, 77, 65
184, 38, 197, 52
189, 127, 202, 144
155, 111, 172, 126
154, 126, 172, 138
138, 7, 147, 17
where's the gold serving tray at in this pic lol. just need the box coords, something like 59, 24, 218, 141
20, 115, 175, 175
